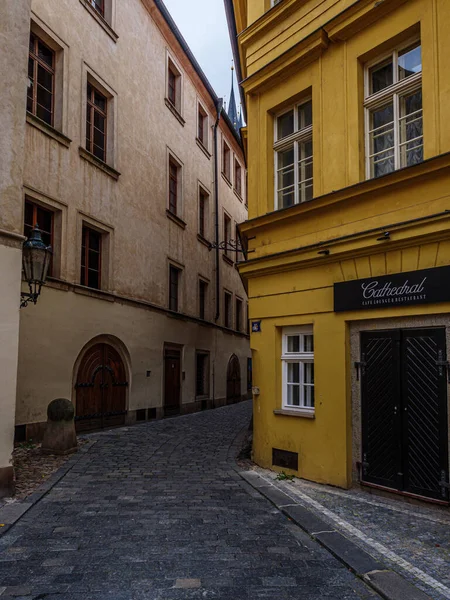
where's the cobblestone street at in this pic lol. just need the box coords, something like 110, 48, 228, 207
0, 401, 380, 600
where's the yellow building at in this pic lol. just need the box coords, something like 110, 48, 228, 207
226, 0, 450, 503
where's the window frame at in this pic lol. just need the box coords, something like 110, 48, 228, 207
86, 81, 108, 163
166, 56, 182, 115
195, 351, 210, 398
235, 297, 243, 332
234, 158, 242, 197
24, 198, 55, 277
169, 264, 181, 312
223, 212, 232, 258
273, 98, 313, 210
27, 32, 55, 127
197, 103, 208, 149
281, 326, 315, 413
224, 291, 232, 328
222, 140, 231, 182
80, 224, 102, 290
364, 38, 423, 180
198, 186, 209, 239
198, 278, 208, 320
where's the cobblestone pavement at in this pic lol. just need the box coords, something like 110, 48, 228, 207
253, 468, 450, 600
0, 401, 380, 600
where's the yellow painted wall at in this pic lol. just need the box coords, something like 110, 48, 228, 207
231, 0, 450, 487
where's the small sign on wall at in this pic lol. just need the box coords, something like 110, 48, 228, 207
251, 320, 262, 333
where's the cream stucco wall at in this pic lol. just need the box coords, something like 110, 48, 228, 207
0, 0, 31, 493
15, 0, 250, 430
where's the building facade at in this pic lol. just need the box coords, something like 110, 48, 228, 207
227, 0, 450, 503
0, 0, 250, 487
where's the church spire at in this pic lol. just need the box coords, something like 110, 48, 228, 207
227, 62, 239, 131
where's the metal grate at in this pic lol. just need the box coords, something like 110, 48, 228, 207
272, 448, 298, 470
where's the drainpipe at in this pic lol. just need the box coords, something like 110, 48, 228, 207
213, 99, 223, 322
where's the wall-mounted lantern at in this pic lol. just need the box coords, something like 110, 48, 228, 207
21, 224, 52, 308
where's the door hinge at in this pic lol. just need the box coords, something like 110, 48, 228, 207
355, 361, 366, 382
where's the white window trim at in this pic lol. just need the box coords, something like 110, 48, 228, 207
166, 51, 184, 116
273, 98, 313, 210
167, 148, 184, 219
364, 38, 422, 180
281, 326, 314, 412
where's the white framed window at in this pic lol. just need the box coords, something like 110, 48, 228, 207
274, 99, 312, 210
282, 326, 314, 411
364, 39, 422, 179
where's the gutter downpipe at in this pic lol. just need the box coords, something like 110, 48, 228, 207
214, 99, 223, 322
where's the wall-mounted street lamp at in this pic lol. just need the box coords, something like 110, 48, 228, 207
21, 224, 52, 308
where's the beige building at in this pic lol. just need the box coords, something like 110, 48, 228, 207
0, 0, 249, 491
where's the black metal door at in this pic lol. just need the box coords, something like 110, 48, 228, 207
361, 328, 449, 501
361, 330, 402, 490
402, 329, 449, 500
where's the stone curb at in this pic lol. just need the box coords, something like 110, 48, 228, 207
236, 470, 431, 600
0, 440, 96, 538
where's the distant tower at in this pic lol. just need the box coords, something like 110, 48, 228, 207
227, 62, 240, 131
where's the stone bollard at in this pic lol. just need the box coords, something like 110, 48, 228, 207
41, 398, 78, 455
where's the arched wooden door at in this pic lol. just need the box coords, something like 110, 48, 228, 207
226, 354, 241, 404
75, 343, 128, 432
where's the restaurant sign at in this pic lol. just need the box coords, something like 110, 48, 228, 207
334, 265, 450, 312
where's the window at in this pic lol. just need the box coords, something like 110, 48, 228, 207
199, 279, 208, 320
223, 213, 231, 258
27, 32, 55, 126
167, 59, 181, 113
234, 159, 242, 197
24, 199, 54, 276
247, 357, 253, 392
81, 226, 102, 289
235, 298, 243, 331
223, 141, 231, 181
274, 99, 313, 209
235, 224, 243, 262
88, 0, 104, 16
365, 41, 422, 178
168, 156, 182, 216
197, 104, 208, 148
224, 291, 232, 328
169, 265, 181, 311
198, 188, 208, 238
282, 327, 314, 411
196, 351, 210, 397
86, 82, 107, 162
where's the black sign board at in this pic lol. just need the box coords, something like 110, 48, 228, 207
334, 265, 450, 312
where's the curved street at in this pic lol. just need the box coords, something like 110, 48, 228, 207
0, 402, 378, 599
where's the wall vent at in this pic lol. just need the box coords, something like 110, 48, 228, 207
272, 448, 298, 471
147, 408, 157, 420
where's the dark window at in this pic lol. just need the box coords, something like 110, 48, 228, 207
168, 63, 179, 108
88, 0, 105, 16
223, 142, 231, 180
24, 199, 54, 276
235, 224, 242, 261
80, 225, 102, 289
224, 292, 232, 328
223, 213, 231, 257
235, 298, 243, 331
199, 279, 207, 319
86, 82, 107, 162
27, 32, 55, 126
196, 352, 209, 397
199, 189, 208, 237
234, 160, 242, 196
247, 357, 252, 391
169, 265, 180, 311
169, 158, 179, 215
198, 106, 207, 145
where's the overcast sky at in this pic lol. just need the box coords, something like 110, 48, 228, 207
162, 0, 240, 112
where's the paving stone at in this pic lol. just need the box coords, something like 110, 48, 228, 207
0, 402, 380, 599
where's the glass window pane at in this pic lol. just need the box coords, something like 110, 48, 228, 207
287, 335, 300, 353
370, 59, 393, 94
304, 362, 314, 385
287, 385, 300, 406
277, 110, 294, 139
88, 269, 99, 289
279, 190, 295, 208
94, 90, 106, 111
372, 152, 395, 178
304, 335, 314, 352
37, 41, 53, 67
287, 362, 300, 383
37, 65, 53, 92
299, 101, 312, 128
371, 104, 394, 129
94, 111, 106, 133
398, 44, 421, 80
304, 385, 314, 408
89, 231, 100, 252
36, 103, 52, 125
277, 147, 294, 169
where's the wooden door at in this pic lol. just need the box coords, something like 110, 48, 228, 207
75, 343, 128, 432
164, 347, 181, 416
227, 354, 241, 404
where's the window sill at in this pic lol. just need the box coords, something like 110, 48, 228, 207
197, 233, 211, 248
26, 113, 71, 148
221, 173, 232, 188
73, 283, 114, 302
166, 209, 186, 229
222, 254, 234, 266
165, 98, 185, 126
196, 137, 211, 159
79, 147, 121, 180
79, 0, 118, 42
274, 409, 315, 419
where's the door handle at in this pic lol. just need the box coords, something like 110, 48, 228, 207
393, 406, 398, 415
